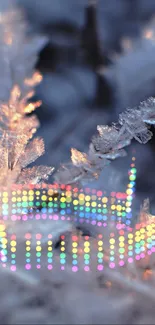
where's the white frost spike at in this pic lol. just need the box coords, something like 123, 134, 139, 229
119, 109, 153, 144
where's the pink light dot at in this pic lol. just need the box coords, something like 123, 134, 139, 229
140, 253, 145, 259
136, 255, 140, 260
97, 222, 102, 227
36, 265, 41, 269
3, 216, 7, 220
103, 223, 107, 227
61, 266, 65, 270
36, 234, 42, 240
53, 214, 59, 220
151, 247, 155, 252
109, 262, 115, 269
42, 214, 47, 219
67, 217, 71, 221
92, 220, 96, 225
48, 234, 52, 239
128, 257, 133, 263
97, 265, 104, 271
2, 264, 6, 268
22, 215, 27, 221
48, 265, 53, 270
72, 266, 78, 272
84, 266, 90, 272
18, 216, 21, 220
61, 216, 65, 220
25, 233, 31, 239
36, 214, 40, 220
119, 260, 124, 266
11, 215, 17, 221
25, 264, 31, 270
11, 265, 16, 272
147, 250, 152, 255
49, 215, 53, 219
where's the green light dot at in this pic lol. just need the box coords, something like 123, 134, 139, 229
60, 203, 66, 208
86, 207, 90, 212
97, 252, 103, 258
22, 202, 28, 207
47, 252, 53, 257
98, 209, 101, 213
26, 252, 31, 257
103, 208, 107, 213
48, 202, 53, 207
131, 168, 137, 174
60, 253, 66, 258
84, 254, 90, 260
73, 254, 77, 258
11, 253, 16, 258
122, 212, 126, 217
92, 208, 96, 213
36, 252, 41, 257
119, 248, 125, 253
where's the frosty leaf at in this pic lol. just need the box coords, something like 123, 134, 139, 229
71, 148, 89, 166
119, 109, 153, 144
17, 166, 54, 184
139, 97, 155, 125
17, 137, 45, 168
54, 163, 83, 185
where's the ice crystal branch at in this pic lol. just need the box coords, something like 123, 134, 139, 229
54, 98, 155, 186
0, 2, 54, 186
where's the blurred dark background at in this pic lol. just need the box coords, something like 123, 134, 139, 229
16, 0, 155, 214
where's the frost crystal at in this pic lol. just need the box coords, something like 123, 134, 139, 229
0, 4, 54, 186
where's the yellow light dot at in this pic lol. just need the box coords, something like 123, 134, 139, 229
11, 240, 16, 246
26, 240, 31, 245
11, 247, 16, 252
119, 236, 125, 242
36, 241, 41, 245
135, 237, 140, 242
91, 201, 97, 207
86, 202, 90, 207
85, 195, 90, 201
2, 238, 7, 244
23, 191, 27, 195
41, 195, 47, 201
3, 198, 8, 203
109, 238, 115, 244
48, 247, 52, 251
0, 225, 5, 231
72, 242, 78, 247
128, 240, 133, 244
84, 242, 90, 246
36, 247, 41, 252
12, 197, 16, 202
17, 197, 21, 202
22, 196, 27, 202
119, 242, 124, 248
61, 247, 65, 251
146, 225, 152, 231
140, 228, 145, 234
60, 197, 66, 203
126, 202, 131, 207
84, 248, 90, 253
29, 196, 34, 201
3, 192, 8, 197
66, 197, 72, 203
0, 232, 6, 237
12, 191, 16, 195
79, 200, 85, 205
98, 247, 103, 251
36, 191, 40, 196
117, 205, 122, 211
72, 248, 77, 253
126, 189, 133, 195
79, 194, 85, 200
111, 205, 115, 210
102, 197, 108, 203
66, 191, 72, 197
29, 190, 34, 195
128, 234, 133, 238
110, 245, 114, 249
